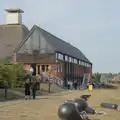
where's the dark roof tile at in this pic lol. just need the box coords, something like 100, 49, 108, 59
16, 25, 91, 64
37, 26, 91, 63
0, 24, 29, 60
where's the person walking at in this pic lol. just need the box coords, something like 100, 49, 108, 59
67, 81, 71, 89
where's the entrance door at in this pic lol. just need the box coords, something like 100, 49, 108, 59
39, 65, 49, 73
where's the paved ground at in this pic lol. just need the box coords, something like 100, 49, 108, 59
0, 89, 120, 120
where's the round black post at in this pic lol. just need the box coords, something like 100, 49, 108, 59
48, 83, 51, 93
5, 86, 8, 100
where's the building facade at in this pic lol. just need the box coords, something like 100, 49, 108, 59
0, 8, 92, 87
15, 25, 92, 86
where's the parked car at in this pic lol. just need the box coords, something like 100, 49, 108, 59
92, 81, 101, 88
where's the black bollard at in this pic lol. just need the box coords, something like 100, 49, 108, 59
48, 83, 51, 93
80, 95, 91, 101
74, 98, 88, 112
58, 103, 83, 120
85, 106, 96, 114
64, 100, 74, 104
5, 86, 8, 99
64, 98, 96, 115
100, 102, 118, 109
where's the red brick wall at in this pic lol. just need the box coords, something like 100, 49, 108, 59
84, 67, 92, 82
80, 66, 84, 77
50, 64, 57, 76
57, 63, 64, 80
84, 67, 92, 73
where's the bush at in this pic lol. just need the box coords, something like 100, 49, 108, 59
0, 63, 27, 88
11, 63, 27, 88
0, 64, 15, 87
102, 84, 118, 89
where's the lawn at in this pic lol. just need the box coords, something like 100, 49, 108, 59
0, 87, 120, 120
0, 83, 66, 101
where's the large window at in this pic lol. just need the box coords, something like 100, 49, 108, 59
69, 57, 72, 62
56, 53, 58, 59
87, 63, 88, 67
71, 58, 74, 63
65, 55, 68, 61
87, 63, 92, 68
79, 60, 82, 65
86, 63, 88, 67
58, 53, 63, 60
60, 63, 63, 72
58, 63, 63, 72
46, 65, 49, 71
74, 58, 77, 64
41, 65, 49, 72
41, 65, 45, 72
81, 61, 84, 66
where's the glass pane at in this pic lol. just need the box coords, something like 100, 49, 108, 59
42, 65, 45, 72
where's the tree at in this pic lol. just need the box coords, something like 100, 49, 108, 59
0, 64, 15, 87
11, 63, 27, 88
92, 73, 101, 83
0, 63, 27, 88
0, 64, 16, 99
0, 62, 28, 99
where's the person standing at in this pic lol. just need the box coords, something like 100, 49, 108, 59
67, 81, 70, 89
88, 83, 93, 94
74, 80, 77, 90
24, 78, 31, 100
36, 74, 41, 90
31, 76, 37, 99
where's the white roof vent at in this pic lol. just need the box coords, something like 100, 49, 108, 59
4, 8, 24, 25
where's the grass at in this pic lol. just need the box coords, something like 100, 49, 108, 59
0, 89, 24, 102
0, 86, 120, 120
0, 83, 66, 101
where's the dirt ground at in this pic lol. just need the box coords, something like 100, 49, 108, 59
0, 88, 120, 120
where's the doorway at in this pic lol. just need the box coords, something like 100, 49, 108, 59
39, 64, 50, 73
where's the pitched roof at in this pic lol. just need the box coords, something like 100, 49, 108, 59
38, 26, 91, 63
0, 24, 29, 60
16, 25, 91, 64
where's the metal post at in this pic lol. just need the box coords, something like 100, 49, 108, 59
5, 86, 8, 99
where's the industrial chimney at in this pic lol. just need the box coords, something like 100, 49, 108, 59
4, 8, 24, 25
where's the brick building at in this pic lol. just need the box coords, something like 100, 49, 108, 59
0, 9, 92, 86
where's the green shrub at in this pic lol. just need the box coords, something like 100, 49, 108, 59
103, 84, 118, 89
0, 63, 27, 88
11, 63, 27, 88
0, 64, 15, 87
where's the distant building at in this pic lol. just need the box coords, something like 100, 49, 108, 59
0, 8, 92, 86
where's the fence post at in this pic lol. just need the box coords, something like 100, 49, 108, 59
5, 86, 8, 99
48, 83, 51, 93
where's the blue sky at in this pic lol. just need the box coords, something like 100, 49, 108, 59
0, 0, 120, 73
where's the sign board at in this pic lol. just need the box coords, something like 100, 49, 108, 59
52, 66, 56, 70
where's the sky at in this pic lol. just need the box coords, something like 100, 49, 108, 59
0, 0, 120, 73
